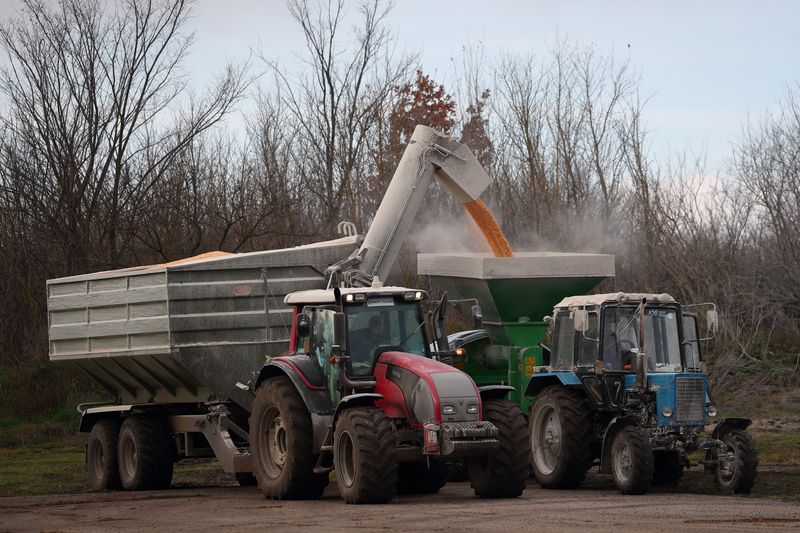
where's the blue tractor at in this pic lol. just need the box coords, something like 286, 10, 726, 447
527, 292, 758, 495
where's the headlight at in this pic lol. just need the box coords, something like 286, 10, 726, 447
662, 406, 673, 418
441, 404, 456, 415
466, 403, 479, 414
707, 405, 717, 418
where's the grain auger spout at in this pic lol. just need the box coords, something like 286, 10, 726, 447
327, 125, 494, 288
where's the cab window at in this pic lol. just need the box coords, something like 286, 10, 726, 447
683, 314, 701, 370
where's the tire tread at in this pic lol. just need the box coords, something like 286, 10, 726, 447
715, 430, 758, 494
118, 415, 175, 491
88, 419, 121, 491
468, 399, 529, 498
530, 387, 593, 489
335, 406, 397, 504
248, 376, 328, 500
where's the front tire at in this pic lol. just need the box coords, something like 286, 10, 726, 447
334, 406, 397, 504
611, 426, 653, 495
529, 387, 592, 489
87, 419, 121, 491
117, 415, 175, 491
714, 430, 757, 494
468, 399, 529, 498
249, 377, 328, 499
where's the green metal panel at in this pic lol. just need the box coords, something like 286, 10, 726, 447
420, 251, 614, 412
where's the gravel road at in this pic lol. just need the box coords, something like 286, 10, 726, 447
2, 480, 799, 533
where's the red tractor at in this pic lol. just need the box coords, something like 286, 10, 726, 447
249, 286, 529, 503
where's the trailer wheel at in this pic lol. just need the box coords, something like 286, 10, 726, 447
530, 386, 592, 489
87, 419, 121, 491
611, 426, 653, 495
249, 377, 328, 499
396, 460, 447, 494
714, 430, 757, 494
652, 450, 684, 486
334, 406, 397, 504
117, 415, 175, 491
468, 399, 529, 498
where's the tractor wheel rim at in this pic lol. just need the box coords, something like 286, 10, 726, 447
718, 442, 737, 482
121, 434, 137, 481
337, 430, 356, 488
533, 404, 560, 476
613, 441, 632, 483
91, 440, 104, 477
260, 407, 287, 478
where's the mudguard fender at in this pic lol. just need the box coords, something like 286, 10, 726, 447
599, 415, 640, 474
524, 372, 582, 397
78, 404, 132, 433
711, 417, 752, 439
315, 393, 385, 452
478, 384, 515, 401
332, 393, 384, 430
256, 359, 334, 452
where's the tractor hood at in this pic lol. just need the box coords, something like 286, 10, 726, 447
374, 352, 481, 425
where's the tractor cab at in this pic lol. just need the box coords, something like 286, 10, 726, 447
549, 292, 706, 376
286, 287, 432, 384
540, 292, 719, 427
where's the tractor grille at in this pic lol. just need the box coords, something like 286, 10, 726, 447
675, 377, 705, 423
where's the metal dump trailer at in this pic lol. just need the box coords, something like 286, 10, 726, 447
47, 236, 359, 488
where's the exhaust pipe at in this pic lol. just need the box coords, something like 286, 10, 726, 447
637, 298, 648, 392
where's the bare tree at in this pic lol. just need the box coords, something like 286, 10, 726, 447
0, 0, 250, 272
491, 42, 642, 249
0, 0, 249, 367
267, 0, 415, 234
735, 84, 800, 312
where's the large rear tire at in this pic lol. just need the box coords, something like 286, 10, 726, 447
652, 450, 684, 486
529, 386, 592, 489
714, 430, 757, 494
397, 460, 447, 495
87, 419, 121, 491
249, 377, 328, 499
610, 426, 653, 495
334, 406, 397, 504
117, 415, 175, 491
467, 399, 529, 498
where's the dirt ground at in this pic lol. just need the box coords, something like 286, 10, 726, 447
2, 478, 799, 533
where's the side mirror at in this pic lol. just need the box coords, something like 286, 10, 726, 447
471, 304, 483, 329
297, 312, 311, 338
573, 309, 588, 332
333, 311, 347, 353
706, 309, 719, 335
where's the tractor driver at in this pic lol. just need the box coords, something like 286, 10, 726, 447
604, 314, 639, 371
351, 314, 388, 375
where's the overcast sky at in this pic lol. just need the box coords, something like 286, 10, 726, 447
1, 0, 798, 173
